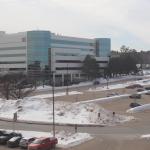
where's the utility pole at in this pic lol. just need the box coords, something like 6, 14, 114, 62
107, 76, 109, 89
52, 71, 55, 137
66, 63, 69, 95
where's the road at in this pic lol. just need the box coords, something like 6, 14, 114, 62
0, 116, 150, 150
0, 116, 150, 136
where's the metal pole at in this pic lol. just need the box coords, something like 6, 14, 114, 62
66, 64, 69, 95
107, 77, 109, 89
52, 72, 55, 137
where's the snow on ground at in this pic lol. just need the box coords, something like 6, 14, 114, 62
88, 78, 150, 92
126, 103, 150, 113
30, 91, 83, 99
35, 72, 150, 92
141, 134, 150, 139
36, 85, 52, 90
143, 69, 150, 75
0, 129, 93, 148
77, 94, 130, 105
0, 97, 133, 126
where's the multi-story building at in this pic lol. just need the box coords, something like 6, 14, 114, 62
0, 30, 111, 84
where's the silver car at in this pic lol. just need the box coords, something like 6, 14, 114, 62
19, 137, 35, 149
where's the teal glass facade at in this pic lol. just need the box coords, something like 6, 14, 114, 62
96, 38, 111, 57
27, 31, 51, 70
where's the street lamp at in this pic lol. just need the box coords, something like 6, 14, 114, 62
51, 71, 56, 137
66, 63, 69, 95
106, 76, 109, 89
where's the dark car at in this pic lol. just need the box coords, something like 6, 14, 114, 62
130, 102, 141, 108
129, 94, 141, 99
107, 92, 119, 97
145, 87, 150, 90
19, 137, 36, 149
7, 136, 22, 148
93, 80, 100, 85
0, 132, 22, 145
137, 88, 144, 92
126, 84, 143, 89
0, 130, 6, 136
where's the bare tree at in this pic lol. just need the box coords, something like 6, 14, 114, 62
0, 72, 33, 100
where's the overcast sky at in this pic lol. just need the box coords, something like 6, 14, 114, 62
0, 0, 150, 51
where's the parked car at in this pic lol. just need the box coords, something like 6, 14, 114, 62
0, 132, 22, 145
28, 137, 58, 150
19, 137, 36, 149
126, 84, 143, 89
7, 136, 22, 148
93, 80, 100, 85
145, 87, 150, 90
137, 88, 144, 92
145, 92, 150, 95
129, 94, 141, 99
107, 92, 119, 97
130, 102, 141, 108
0, 130, 6, 136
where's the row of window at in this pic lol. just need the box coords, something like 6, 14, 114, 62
51, 39, 94, 47
56, 67, 82, 70
55, 52, 79, 56
56, 60, 108, 63
56, 60, 82, 63
0, 61, 26, 64
0, 46, 26, 50
0, 54, 26, 57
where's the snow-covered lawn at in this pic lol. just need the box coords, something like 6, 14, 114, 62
0, 97, 133, 126
127, 103, 150, 113
0, 129, 93, 148
30, 91, 83, 99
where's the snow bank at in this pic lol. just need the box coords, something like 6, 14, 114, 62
143, 70, 150, 75
30, 91, 83, 99
141, 134, 150, 139
36, 85, 52, 90
0, 97, 133, 126
127, 103, 150, 113
77, 94, 130, 104
56, 131, 93, 148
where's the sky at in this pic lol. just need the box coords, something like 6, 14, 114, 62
0, 0, 150, 51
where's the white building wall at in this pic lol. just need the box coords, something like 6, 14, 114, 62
0, 31, 27, 71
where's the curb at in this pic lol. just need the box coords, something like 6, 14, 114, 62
0, 117, 105, 127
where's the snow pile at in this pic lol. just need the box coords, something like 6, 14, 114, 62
56, 131, 93, 148
127, 103, 150, 113
77, 94, 129, 104
36, 85, 52, 90
89, 83, 126, 92
141, 134, 150, 139
143, 70, 150, 75
0, 129, 92, 148
0, 98, 133, 126
31, 91, 83, 99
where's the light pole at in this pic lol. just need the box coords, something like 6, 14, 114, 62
106, 76, 109, 89
51, 71, 55, 137
66, 63, 69, 95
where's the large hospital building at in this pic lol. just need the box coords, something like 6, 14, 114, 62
0, 30, 111, 84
